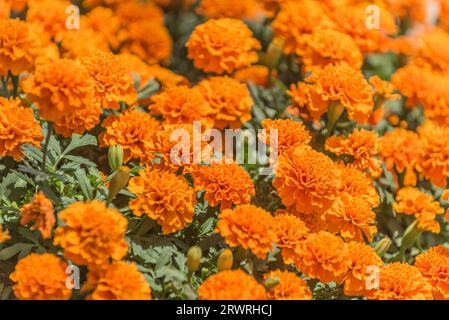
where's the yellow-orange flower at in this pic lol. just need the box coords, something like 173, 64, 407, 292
275, 207, 327, 233
82, 6, 121, 49
54, 201, 128, 267
325, 194, 377, 242
415, 245, 449, 300
326, 129, 382, 177
22, 58, 100, 123
199, 269, 266, 300
393, 187, 443, 233
120, 21, 172, 65
0, 224, 10, 243
191, 163, 255, 210
273, 146, 340, 214
149, 86, 214, 128
299, 29, 363, 71
186, 18, 261, 74
379, 128, 423, 186
272, 0, 335, 55
20, 192, 55, 239
417, 121, 449, 187
264, 270, 312, 300
0, 19, 40, 75
368, 263, 433, 300
196, 0, 258, 19
343, 242, 383, 297
128, 168, 196, 234
233, 65, 270, 87
79, 51, 137, 110
216, 204, 277, 259
274, 213, 308, 264
10, 253, 71, 300
289, 62, 374, 123
88, 261, 152, 300
260, 119, 311, 155
197, 76, 253, 129
99, 108, 161, 164
116, 1, 164, 25
60, 29, 110, 59
26, 0, 70, 41
295, 231, 349, 284
0, 97, 43, 161
413, 28, 449, 73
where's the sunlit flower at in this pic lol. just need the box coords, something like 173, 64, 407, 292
264, 270, 312, 300
128, 168, 196, 234
196, 0, 258, 19
20, 192, 55, 239
26, 0, 70, 41
186, 18, 261, 74
275, 207, 327, 233
10, 253, 71, 300
61, 29, 110, 59
216, 204, 277, 259
198, 269, 266, 300
274, 213, 308, 264
81, 6, 121, 49
260, 119, 311, 155
233, 65, 270, 87
116, 1, 164, 25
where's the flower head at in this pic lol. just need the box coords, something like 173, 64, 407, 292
191, 163, 255, 210
20, 192, 55, 239
60, 29, 110, 59
54, 201, 128, 267
82, 6, 121, 49
264, 270, 312, 300
10, 253, 71, 300
273, 146, 340, 215
274, 213, 308, 264
196, 0, 258, 19
0, 224, 10, 243
260, 119, 311, 155
368, 263, 433, 300
186, 18, 261, 74
198, 269, 266, 300
26, 0, 69, 41
128, 168, 196, 234
216, 204, 277, 259
233, 65, 270, 87
0, 98, 43, 161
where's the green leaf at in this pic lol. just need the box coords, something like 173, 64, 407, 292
64, 155, 97, 168
0, 243, 34, 260
74, 168, 93, 200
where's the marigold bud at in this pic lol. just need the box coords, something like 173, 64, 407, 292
108, 144, 124, 171
264, 276, 280, 291
187, 246, 202, 273
217, 249, 233, 271
107, 166, 130, 205
265, 38, 284, 70
374, 236, 392, 257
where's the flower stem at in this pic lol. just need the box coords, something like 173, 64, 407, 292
41, 123, 53, 171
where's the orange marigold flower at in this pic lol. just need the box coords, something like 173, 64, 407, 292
120, 21, 172, 65
272, 0, 335, 55
233, 65, 270, 87
196, 0, 258, 19
264, 270, 312, 300
54, 201, 128, 267
99, 108, 161, 164
276, 207, 327, 233
10, 253, 71, 300
393, 187, 443, 233
0, 97, 43, 161
325, 194, 377, 242
79, 51, 137, 110
337, 163, 380, 209
191, 163, 255, 210
198, 269, 266, 300
197, 76, 253, 130
417, 121, 449, 187
20, 192, 55, 239
274, 213, 308, 264
0, 18, 41, 75
26, 0, 70, 41
273, 146, 340, 215
153, 0, 195, 9
413, 28, 449, 73
299, 29, 363, 71
289, 62, 374, 123
216, 204, 278, 259
60, 28, 110, 59
88, 261, 152, 300
368, 263, 433, 300
369, 75, 401, 101
81, 6, 121, 49
128, 168, 196, 234
116, 1, 164, 25
260, 119, 311, 155
0, 224, 10, 243
9, 0, 27, 12
149, 86, 214, 128
379, 128, 423, 186
186, 18, 261, 74
326, 129, 382, 177
295, 231, 350, 284
22, 58, 99, 123
415, 245, 449, 300
343, 242, 383, 297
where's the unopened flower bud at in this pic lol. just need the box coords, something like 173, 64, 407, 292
264, 276, 280, 291
374, 236, 392, 257
265, 38, 284, 70
107, 166, 130, 205
187, 246, 202, 273
217, 249, 233, 272
108, 144, 124, 171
